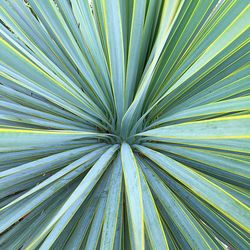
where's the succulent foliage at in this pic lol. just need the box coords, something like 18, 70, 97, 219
0, 0, 249, 249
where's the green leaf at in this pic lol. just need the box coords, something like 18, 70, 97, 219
0, 128, 107, 148
135, 145, 250, 233
0, 0, 248, 248
140, 115, 250, 140
138, 158, 221, 249
137, 160, 168, 250
121, 143, 144, 249
100, 154, 123, 250
27, 145, 118, 249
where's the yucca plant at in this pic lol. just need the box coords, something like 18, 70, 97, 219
0, 0, 249, 249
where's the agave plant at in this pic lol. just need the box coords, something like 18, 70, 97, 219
0, 0, 249, 249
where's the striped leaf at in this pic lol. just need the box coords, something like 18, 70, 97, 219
0, 1, 248, 249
